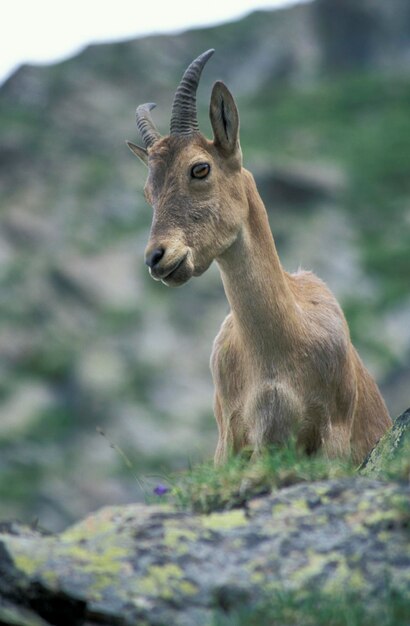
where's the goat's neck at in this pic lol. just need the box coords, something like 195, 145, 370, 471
216, 169, 298, 358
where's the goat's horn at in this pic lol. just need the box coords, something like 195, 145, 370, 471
170, 49, 215, 136
136, 103, 162, 148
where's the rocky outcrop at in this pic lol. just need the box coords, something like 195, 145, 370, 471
0, 478, 408, 626
361, 407, 410, 479
314, 0, 410, 75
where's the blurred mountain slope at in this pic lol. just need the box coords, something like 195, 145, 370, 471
0, 0, 409, 530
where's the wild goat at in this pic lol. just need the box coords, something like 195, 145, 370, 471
127, 49, 391, 465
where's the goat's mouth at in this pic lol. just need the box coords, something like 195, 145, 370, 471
161, 253, 192, 287
161, 252, 192, 286
147, 252, 192, 287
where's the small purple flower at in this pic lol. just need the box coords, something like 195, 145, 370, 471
153, 484, 169, 496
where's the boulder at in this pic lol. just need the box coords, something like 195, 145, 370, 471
361, 407, 410, 479
0, 477, 408, 626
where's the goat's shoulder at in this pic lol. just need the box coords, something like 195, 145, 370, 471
287, 269, 351, 366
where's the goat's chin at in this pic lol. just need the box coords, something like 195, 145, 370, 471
192, 256, 213, 278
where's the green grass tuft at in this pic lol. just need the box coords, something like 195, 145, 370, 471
171, 440, 355, 514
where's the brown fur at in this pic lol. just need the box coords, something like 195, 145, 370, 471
132, 80, 391, 466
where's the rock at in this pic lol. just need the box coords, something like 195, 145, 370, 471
1, 207, 56, 249
313, 0, 410, 75
50, 244, 141, 310
0, 478, 408, 626
361, 407, 410, 479
76, 346, 128, 396
0, 383, 54, 438
0, 600, 51, 626
256, 161, 346, 207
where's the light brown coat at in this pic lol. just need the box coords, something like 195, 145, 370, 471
129, 78, 391, 465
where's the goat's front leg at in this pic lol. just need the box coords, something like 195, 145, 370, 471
214, 438, 228, 466
321, 419, 353, 460
213, 393, 229, 466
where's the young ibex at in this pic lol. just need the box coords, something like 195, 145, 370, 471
127, 49, 391, 465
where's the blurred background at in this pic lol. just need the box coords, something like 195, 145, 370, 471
0, 0, 409, 531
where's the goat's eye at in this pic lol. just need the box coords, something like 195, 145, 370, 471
191, 162, 210, 179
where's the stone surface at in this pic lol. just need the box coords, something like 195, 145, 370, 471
361, 407, 410, 478
0, 478, 409, 626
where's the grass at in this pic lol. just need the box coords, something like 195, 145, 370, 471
145, 419, 409, 513
211, 584, 410, 626
162, 439, 355, 514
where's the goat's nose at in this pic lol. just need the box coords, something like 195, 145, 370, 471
145, 247, 165, 269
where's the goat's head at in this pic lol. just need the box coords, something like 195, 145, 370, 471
127, 50, 247, 286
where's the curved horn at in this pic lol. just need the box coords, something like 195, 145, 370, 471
136, 103, 162, 148
170, 49, 215, 136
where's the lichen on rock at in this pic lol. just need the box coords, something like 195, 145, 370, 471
361, 407, 410, 479
0, 477, 409, 626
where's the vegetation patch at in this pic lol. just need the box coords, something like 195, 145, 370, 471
168, 440, 355, 514
211, 584, 410, 626
153, 417, 410, 515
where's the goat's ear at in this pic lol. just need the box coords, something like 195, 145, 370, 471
209, 81, 240, 157
126, 141, 148, 166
